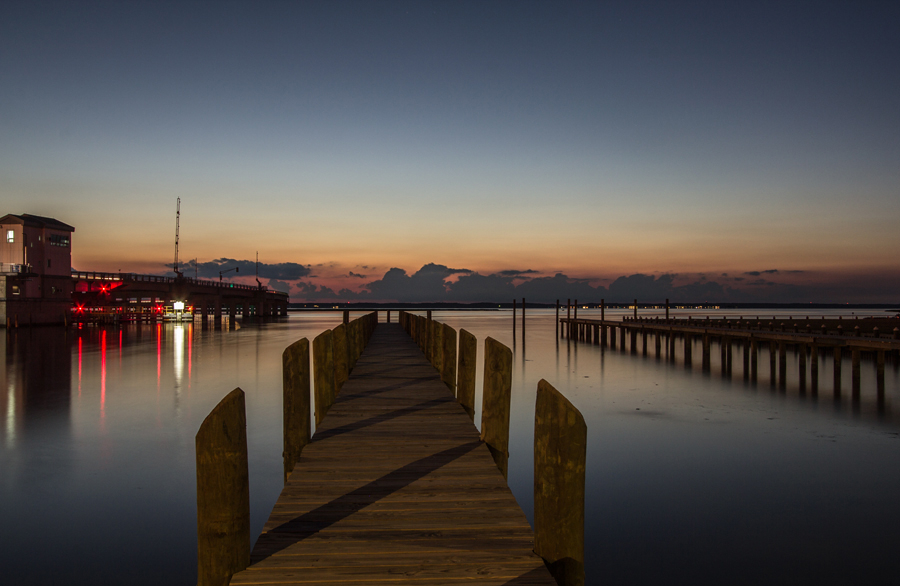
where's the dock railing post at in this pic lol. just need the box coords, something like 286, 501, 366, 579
332, 323, 349, 394
534, 379, 586, 586
442, 323, 457, 395
283, 338, 310, 483
196, 388, 250, 586
481, 337, 512, 479
457, 329, 477, 421
313, 330, 335, 425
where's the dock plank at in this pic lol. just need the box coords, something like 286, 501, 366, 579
230, 323, 554, 586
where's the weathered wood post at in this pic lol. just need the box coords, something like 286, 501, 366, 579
619, 325, 626, 349
522, 297, 526, 337
332, 323, 349, 395
457, 329, 477, 421
600, 299, 605, 322
633, 299, 637, 320
313, 330, 335, 425
641, 327, 648, 355
668, 329, 676, 361
196, 388, 250, 586
442, 323, 457, 395
654, 331, 661, 357
742, 341, 750, 380
665, 298, 670, 322
556, 299, 560, 338
630, 328, 638, 354
534, 379, 586, 586
513, 299, 517, 338
283, 339, 310, 483
683, 332, 692, 366
573, 300, 578, 321
432, 319, 444, 373
566, 299, 571, 339
482, 337, 512, 479
877, 350, 885, 400
851, 348, 861, 398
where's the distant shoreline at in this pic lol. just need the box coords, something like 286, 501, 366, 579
288, 302, 900, 312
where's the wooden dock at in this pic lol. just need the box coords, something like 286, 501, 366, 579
229, 323, 556, 585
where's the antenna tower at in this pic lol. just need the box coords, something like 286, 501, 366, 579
174, 198, 182, 278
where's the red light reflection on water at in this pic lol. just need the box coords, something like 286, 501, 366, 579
100, 330, 107, 422
78, 337, 82, 398
156, 324, 162, 389
188, 324, 193, 387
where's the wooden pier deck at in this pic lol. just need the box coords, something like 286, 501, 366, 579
230, 323, 555, 585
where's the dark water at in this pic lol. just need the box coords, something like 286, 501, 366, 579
1, 310, 898, 585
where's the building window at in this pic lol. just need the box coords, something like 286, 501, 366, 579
49, 234, 70, 247
6, 230, 13, 243
11, 285, 20, 295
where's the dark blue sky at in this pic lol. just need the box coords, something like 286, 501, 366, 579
2, 1, 898, 302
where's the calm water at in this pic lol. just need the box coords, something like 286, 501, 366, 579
2, 309, 899, 585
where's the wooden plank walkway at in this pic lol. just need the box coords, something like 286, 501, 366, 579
230, 323, 555, 585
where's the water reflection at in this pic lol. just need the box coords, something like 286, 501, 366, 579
2, 327, 72, 447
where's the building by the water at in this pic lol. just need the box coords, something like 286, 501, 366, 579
0, 214, 74, 327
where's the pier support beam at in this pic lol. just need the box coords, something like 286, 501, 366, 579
779, 342, 787, 388
750, 339, 758, 382
702, 334, 710, 371
833, 347, 842, 397
684, 333, 692, 366
811, 345, 819, 394
851, 348, 861, 399
798, 343, 807, 390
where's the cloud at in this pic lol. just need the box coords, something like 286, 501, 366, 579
495, 269, 540, 277
348, 271, 367, 278
177, 258, 311, 280
267, 278, 290, 294
743, 269, 779, 276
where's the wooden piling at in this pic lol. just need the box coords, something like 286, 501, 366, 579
282, 339, 310, 483
742, 341, 750, 380
852, 348, 861, 399
313, 330, 335, 425
769, 341, 777, 385
877, 350, 885, 401
684, 332, 692, 366
457, 329, 477, 421
432, 319, 444, 374
556, 299, 560, 338
482, 337, 512, 479
534, 379, 586, 586
196, 388, 250, 586
332, 323, 349, 394
441, 323, 457, 394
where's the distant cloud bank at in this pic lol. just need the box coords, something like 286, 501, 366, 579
164, 260, 899, 304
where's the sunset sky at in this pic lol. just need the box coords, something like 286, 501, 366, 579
2, 1, 898, 303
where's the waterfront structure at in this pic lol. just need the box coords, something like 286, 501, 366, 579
0, 214, 74, 327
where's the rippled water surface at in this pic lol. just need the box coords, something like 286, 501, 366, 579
2, 309, 899, 585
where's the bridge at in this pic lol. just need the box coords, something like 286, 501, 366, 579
71, 271, 289, 324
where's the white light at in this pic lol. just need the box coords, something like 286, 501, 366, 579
173, 301, 185, 311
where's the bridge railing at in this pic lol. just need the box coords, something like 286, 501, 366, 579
70, 271, 289, 296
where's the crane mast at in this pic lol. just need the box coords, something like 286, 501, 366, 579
174, 198, 182, 278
